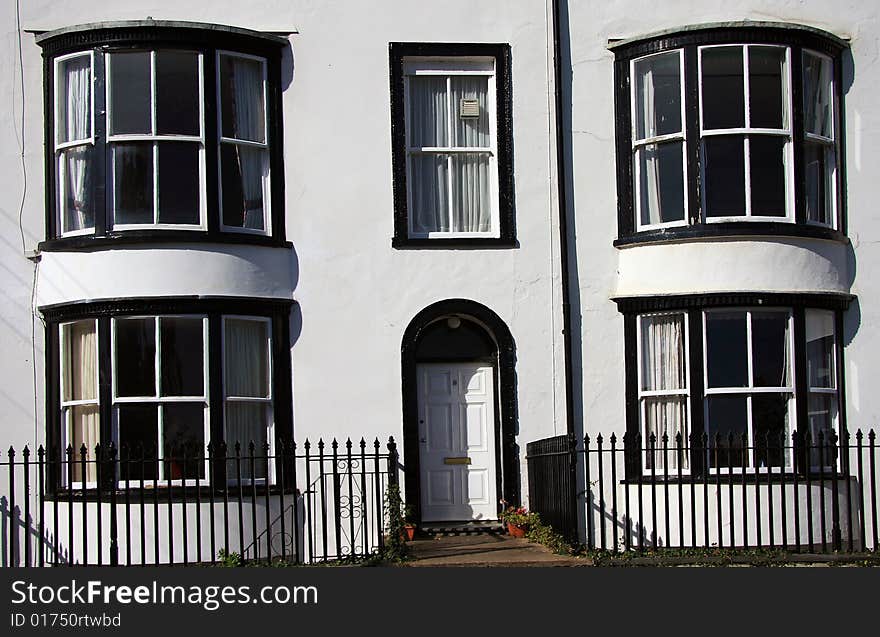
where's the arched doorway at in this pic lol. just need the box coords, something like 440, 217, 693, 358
401, 299, 518, 523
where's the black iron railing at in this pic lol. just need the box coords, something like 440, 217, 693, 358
525, 434, 578, 541
576, 430, 879, 553
0, 438, 399, 567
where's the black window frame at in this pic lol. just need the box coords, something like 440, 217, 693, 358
389, 42, 516, 249
615, 292, 853, 479
37, 22, 290, 251
42, 296, 294, 493
612, 23, 849, 247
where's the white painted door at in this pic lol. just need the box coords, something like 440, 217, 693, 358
417, 363, 498, 522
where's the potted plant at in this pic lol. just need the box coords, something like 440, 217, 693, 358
402, 504, 417, 541
500, 504, 538, 538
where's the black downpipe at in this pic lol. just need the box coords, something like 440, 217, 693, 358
551, 0, 576, 436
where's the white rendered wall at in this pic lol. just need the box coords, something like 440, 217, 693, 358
0, 1, 567, 513
565, 0, 880, 543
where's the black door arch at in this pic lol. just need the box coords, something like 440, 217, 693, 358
400, 299, 519, 521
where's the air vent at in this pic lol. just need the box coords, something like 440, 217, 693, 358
459, 98, 481, 118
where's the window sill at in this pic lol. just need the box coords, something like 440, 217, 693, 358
614, 222, 848, 248
392, 236, 519, 249
620, 472, 851, 485
48, 484, 299, 502
39, 230, 293, 252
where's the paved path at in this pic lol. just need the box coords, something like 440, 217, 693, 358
405, 534, 589, 567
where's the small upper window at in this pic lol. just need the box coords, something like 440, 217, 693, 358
390, 43, 514, 247
38, 22, 287, 246
613, 24, 847, 243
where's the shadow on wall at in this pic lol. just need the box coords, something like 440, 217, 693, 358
0, 495, 68, 567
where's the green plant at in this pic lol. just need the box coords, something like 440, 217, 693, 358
383, 483, 408, 562
216, 548, 243, 567
499, 504, 539, 528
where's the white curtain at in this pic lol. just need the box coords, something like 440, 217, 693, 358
409, 76, 448, 147
804, 54, 832, 138
229, 57, 266, 229
452, 155, 490, 232
451, 76, 488, 147
411, 155, 448, 233
224, 319, 269, 479
64, 320, 99, 482
641, 315, 688, 470
61, 56, 91, 231
639, 68, 662, 225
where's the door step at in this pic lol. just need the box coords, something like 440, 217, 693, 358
419, 521, 506, 537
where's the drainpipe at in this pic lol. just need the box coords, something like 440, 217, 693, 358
551, 0, 576, 436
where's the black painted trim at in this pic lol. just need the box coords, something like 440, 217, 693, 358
39, 232, 293, 252
389, 42, 516, 249
400, 299, 518, 521
44, 323, 61, 493
39, 23, 288, 248
612, 291, 854, 314
616, 292, 854, 478
612, 24, 849, 245
43, 296, 294, 490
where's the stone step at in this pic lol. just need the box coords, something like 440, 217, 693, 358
418, 521, 507, 537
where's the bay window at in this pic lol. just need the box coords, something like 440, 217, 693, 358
612, 24, 847, 244
46, 299, 292, 490
618, 294, 849, 477
38, 22, 287, 247
390, 42, 515, 247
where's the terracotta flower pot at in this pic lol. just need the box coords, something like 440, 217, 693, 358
507, 522, 527, 538
403, 524, 416, 541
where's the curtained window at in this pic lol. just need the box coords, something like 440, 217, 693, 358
632, 51, 686, 230
55, 53, 94, 236
803, 51, 837, 228
806, 310, 839, 467
223, 317, 273, 481
219, 52, 269, 234
638, 313, 689, 471
404, 59, 497, 237
61, 320, 99, 483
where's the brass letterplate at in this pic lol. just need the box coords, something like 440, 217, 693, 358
444, 457, 472, 465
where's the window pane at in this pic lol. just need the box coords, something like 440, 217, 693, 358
452, 76, 489, 147
63, 320, 97, 402
749, 47, 786, 129
113, 142, 154, 225
70, 405, 100, 483
158, 142, 200, 224
410, 154, 449, 233
156, 51, 200, 136
701, 46, 745, 130
109, 52, 152, 135
225, 403, 268, 479
643, 397, 688, 471
703, 136, 745, 217
803, 52, 833, 138
408, 76, 448, 147
118, 404, 159, 481
640, 313, 686, 391
806, 310, 836, 389
58, 54, 91, 143
220, 144, 267, 230
219, 55, 265, 143
160, 317, 204, 397
116, 318, 156, 397
636, 141, 685, 226
805, 141, 834, 225
451, 154, 490, 232
749, 136, 787, 217
752, 311, 790, 387
706, 312, 748, 388
634, 51, 682, 139
753, 394, 790, 469
59, 146, 94, 233
163, 403, 205, 479
808, 393, 837, 466
224, 319, 269, 398
706, 395, 747, 468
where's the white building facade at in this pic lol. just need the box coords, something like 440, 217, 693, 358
0, 0, 878, 563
